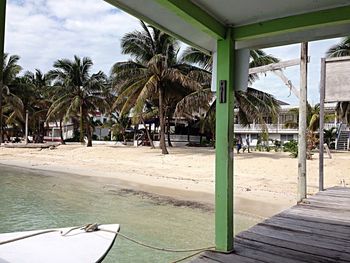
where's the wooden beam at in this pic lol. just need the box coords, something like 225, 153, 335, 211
297, 42, 308, 202
249, 58, 305, 99
248, 59, 300, 74
319, 58, 326, 191
155, 0, 226, 39
234, 6, 350, 41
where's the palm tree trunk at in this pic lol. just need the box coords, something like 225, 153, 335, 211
59, 119, 66, 145
158, 87, 168, 154
141, 115, 155, 149
86, 123, 92, 147
80, 105, 85, 144
167, 115, 172, 147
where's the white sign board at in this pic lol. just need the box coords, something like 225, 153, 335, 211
325, 56, 350, 102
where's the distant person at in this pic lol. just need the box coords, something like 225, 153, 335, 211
243, 136, 250, 153
237, 135, 242, 154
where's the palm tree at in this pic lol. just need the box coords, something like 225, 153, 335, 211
326, 36, 350, 57
0, 54, 23, 143
324, 127, 337, 148
326, 36, 350, 124
175, 47, 281, 138
47, 56, 109, 147
10, 70, 51, 141
284, 103, 335, 159
112, 21, 203, 154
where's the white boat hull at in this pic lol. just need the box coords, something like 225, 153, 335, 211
0, 224, 120, 263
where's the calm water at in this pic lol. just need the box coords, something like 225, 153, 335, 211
0, 165, 259, 262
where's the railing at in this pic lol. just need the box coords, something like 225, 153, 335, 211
234, 123, 336, 133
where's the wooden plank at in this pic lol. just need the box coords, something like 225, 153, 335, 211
234, 242, 302, 263
262, 217, 350, 241
269, 215, 350, 236
322, 188, 350, 194
278, 212, 350, 227
316, 191, 350, 199
303, 201, 350, 212
284, 206, 350, 223
306, 198, 350, 208
244, 224, 350, 255
248, 58, 300, 74
192, 188, 350, 263
235, 237, 345, 263
203, 251, 263, 263
327, 186, 350, 191
237, 230, 350, 261
319, 193, 350, 198
308, 195, 350, 204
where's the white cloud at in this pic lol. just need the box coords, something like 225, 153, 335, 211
5, 0, 343, 105
5, 0, 139, 74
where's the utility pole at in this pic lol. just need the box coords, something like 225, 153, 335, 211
297, 42, 308, 202
0, 0, 7, 145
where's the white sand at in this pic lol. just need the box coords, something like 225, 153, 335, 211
1, 144, 349, 218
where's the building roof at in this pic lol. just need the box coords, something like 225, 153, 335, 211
105, 0, 350, 52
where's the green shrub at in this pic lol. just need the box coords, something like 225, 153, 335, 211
283, 140, 298, 158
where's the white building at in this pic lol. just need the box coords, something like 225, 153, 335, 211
234, 103, 338, 144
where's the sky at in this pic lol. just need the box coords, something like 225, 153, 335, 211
5, 0, 342, 106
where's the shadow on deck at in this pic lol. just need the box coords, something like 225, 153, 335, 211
192, 187, 350, 263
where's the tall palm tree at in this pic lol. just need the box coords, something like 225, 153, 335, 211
326, 36, 350, 124
112, 21, 203, 154
10, 70, 51, 139
0, 54, 23, 143
175, 47, 281, 137
47, 56, 109, 147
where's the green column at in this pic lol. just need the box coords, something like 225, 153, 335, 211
0, 0, 6, 145
215, 28, 234, 252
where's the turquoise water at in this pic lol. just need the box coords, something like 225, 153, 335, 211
0, 165, 259, 262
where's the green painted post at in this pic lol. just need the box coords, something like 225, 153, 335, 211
215, 28, 234, 252
0, 0, 6, 145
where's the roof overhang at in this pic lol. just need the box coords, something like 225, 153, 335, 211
105, 0, 350, 53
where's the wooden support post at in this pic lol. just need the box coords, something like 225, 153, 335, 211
297, 42, 308, 202
215, 28, 234, 252
319, 58, 326, 191
0, 0, 6, 145
25, 110, 29, 144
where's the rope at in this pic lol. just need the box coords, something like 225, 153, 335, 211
99, 228, 214, 253
0, 229, 59, 245
170, 249, 214, 263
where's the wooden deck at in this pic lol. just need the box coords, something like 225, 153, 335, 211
192, 187, 350, 263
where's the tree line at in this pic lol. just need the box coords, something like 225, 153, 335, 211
1, 21, 348, 154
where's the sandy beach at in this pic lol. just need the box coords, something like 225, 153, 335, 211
1, 144, 349, 218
